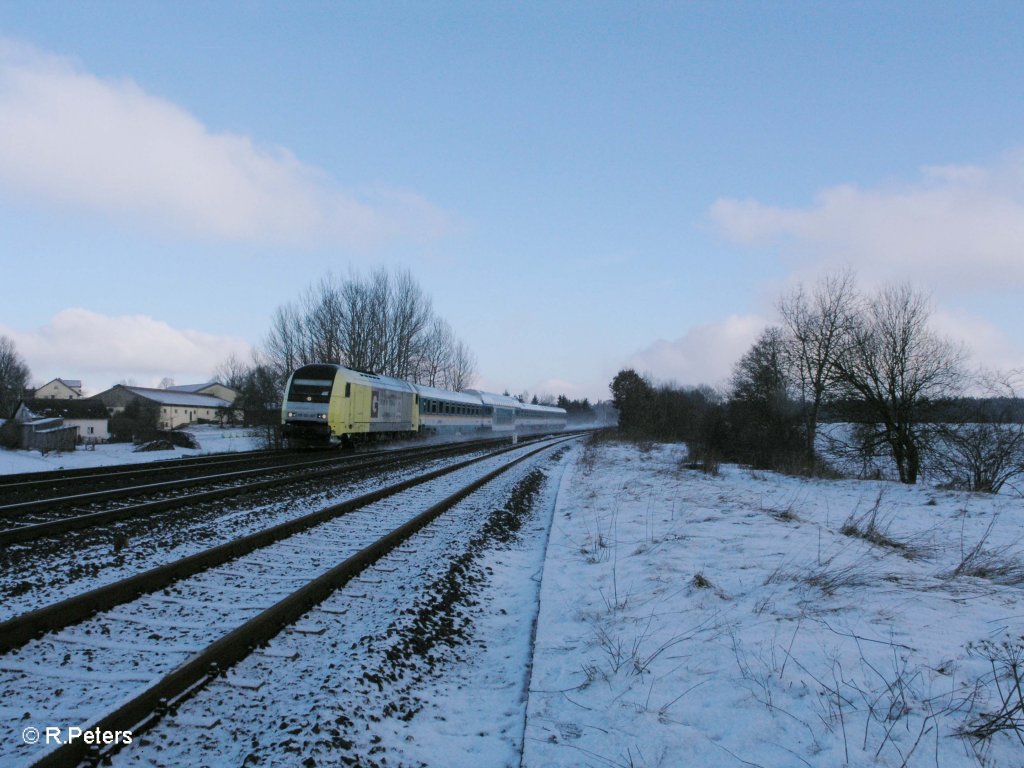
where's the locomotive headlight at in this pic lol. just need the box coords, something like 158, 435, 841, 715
318, 413, 327, 419
287, 411, 295, 418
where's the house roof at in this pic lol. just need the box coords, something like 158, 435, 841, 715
120, 386, 231, 408
36, 377, 83, 392
20, 398, 108, 420
166, 382, 216, 393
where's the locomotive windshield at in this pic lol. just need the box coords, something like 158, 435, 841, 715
287, 365, 337, 403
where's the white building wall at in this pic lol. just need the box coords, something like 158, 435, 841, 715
35, 380, 82, 399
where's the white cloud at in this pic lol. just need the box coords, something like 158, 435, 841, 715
930, 308, 1024, 376
709, 151, 1024, 292
0, 39, 451, 247
624, 314, 766, 389
1, 308, 252, 393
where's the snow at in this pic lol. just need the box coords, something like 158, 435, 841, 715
0, 425, 262, 475
4, 435, 1023, 766
523, 439, 1024, 768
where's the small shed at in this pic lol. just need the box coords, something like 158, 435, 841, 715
17, 398, 110, 444
11, 403, 79, 452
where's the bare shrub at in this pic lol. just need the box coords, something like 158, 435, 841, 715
692, 572, 713, 589
932, 374, 1024, 495
839, 491, 924, 558
945, 515, 1024, 586
682, 442, 721, 476
764, 553, 878, 596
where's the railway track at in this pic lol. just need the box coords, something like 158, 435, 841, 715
0, 449, 281, 499
0, 437, 528, 544
1, 433, 579, 767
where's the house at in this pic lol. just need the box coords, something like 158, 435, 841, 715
166, 382, 239, 404
93, 385, 233, 429
34, 378, 84, 400
16, 399, 111, 444
10, 402, 80, 452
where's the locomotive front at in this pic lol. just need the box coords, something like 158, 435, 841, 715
281, 364, 341, 445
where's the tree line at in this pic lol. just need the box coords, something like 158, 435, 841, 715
611, 271, 1024, 493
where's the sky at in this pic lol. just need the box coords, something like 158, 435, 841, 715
1, 1, 1023, 402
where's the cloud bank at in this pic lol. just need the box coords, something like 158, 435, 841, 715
0, 39, 450, 247
709, 151, 1024, 291
1, 309, 253, 392
624, 314, 765, 388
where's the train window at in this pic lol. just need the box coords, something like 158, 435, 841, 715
345, 383, 351, 398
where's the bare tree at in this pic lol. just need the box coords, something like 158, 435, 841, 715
446, 338, 477, 390
833, 284, 964, 484
779, 269, 857, 463
385, 269, 432, 380
261, 269, 476, 389
264, 302, 304, 383
300, 275, 346, 364
416, 317, 454, 387
212, 352, 251, 390
0, 335, 31, 416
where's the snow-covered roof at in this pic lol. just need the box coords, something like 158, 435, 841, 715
21, 399, 108, 420
411, 383, 483, 406
166, 382, 216, 393
123, 386, 231, 408
463, 390, 526, 409
519, 402, 566, 415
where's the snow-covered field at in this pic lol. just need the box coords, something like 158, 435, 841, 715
524, 439, 1024, 768
0, 426, 263, 475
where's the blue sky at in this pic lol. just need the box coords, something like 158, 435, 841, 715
2, 2, 1023, 401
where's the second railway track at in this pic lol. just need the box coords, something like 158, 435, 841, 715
1, 436, 570, 623
0, 437, 531, 543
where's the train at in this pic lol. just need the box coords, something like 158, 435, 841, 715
281, 364, 567, 446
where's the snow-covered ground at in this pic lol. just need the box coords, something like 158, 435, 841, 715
5, 436, 1023, 766
524, 439, 1024, 768
0, 426, 263, 475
